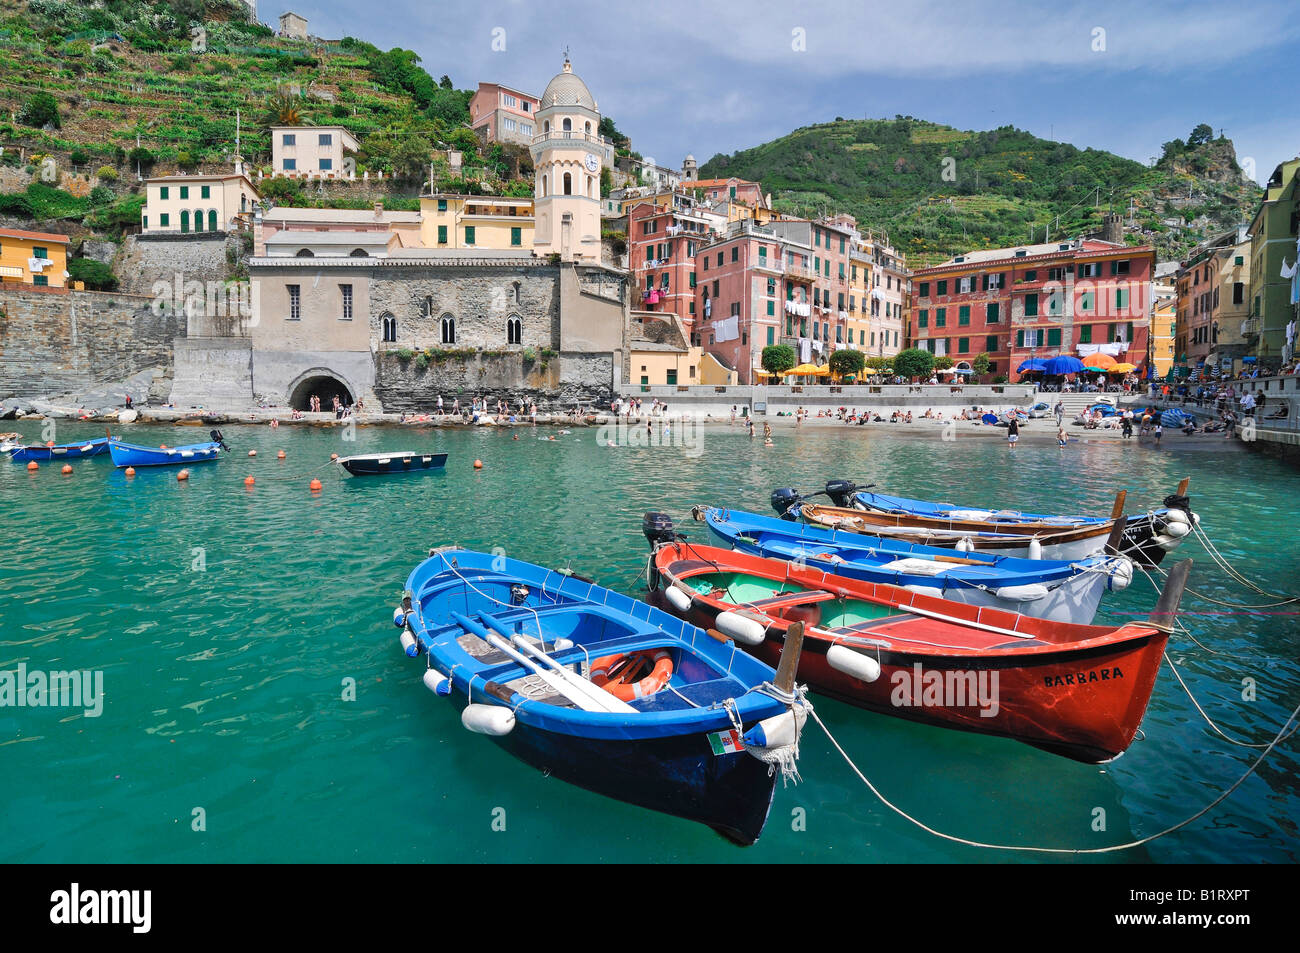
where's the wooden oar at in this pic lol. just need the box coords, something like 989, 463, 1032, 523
1103, 489, 1127, 556
1148, 558, 1192, 633
773, 621, 805, 693
1176, 477, 1190, 496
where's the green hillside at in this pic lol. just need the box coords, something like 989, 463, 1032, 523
700, 117, 1262, 265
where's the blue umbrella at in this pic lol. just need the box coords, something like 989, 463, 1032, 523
1017, 359, 1047, 373
1043, 355, 1086, 375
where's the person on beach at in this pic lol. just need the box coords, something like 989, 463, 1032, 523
748, 419, 755, 438
270, 418, 278, 429
1121, 415, 1133, 439
1054, 401, 1063, 426
763, 422, 772, 441
1154, 422, 1163, 444
1057, 426, 1066, 449
1007, 416, 1019, 449
437, 395, 444, 415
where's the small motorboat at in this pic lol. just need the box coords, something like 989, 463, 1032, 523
8, 437, 112, 462
396, 547, 809, 845
694, 505, 1133, 624
816, 480, 1198, 567
643, 520, 1189, 764
336, 451, 447, 476
108, 437, 224, 468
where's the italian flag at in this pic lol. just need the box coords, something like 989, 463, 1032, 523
708, 729, 744, 755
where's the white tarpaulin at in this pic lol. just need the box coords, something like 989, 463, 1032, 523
1077, 342, 1126, 357
799, 337, 812, 363
713, 315, 739, 343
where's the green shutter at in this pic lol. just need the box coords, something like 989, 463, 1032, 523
986, 335, 998, 352
767, 327, 774, 345
958, 305, 970, 325
918, 309, 928, 328
1047, 328, 1061, 347
935, 308, 946, 327
438, 225, 447, 244
1079, 324, 1092, 344
1017, 330, 1025, 347
511, 227, 522, 246
958, 337, 969, 353
465, 226, 475, 245
986, 302, 999, 322
1024, 293, 1038, 316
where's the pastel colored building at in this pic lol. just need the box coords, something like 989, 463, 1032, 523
469, 82, 540, 147
1151, 264, 1177, 379
911, 237, 1154, 381
530, 58, 613, 263
278, 11, 307, 39
0, 227, 69, 288
256, 203, 423, 255
1247, 157, 1299, 363
142, 171, 261, 234
419, 194, 535, 250
627, 198, 721, 335
271, 125, 359, 178
764, 217, 855, 361
681, 177, 766, 209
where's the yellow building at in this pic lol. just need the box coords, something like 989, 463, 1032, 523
0, 227, 70, 288
143, 171, 261, 234
419, 194, 534, 250
846, 244, 874, 350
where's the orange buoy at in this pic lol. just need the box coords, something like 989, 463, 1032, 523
46, 440, 54, 447
248, 449, 257, 457
124, 467, 136, 476
61, 464, 73, 475
160, 444, 167, 449
277, 450, 286, 459
244, 475, 255, 487
309, 478, 322, 492
27, 461, 38, 471
330, 452, 338, 460
473, 459, 483, 469
177, 468, 190, 481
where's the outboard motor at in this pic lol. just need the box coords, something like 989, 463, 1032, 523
824, 480, 858, 508
771, 488, 802, 520
642, 512, 677, 549
209, 428, 230, 451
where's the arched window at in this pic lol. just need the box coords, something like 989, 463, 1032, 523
208, 209, 217, 232
295, 248, 314, 258
381, 313, 396, 342
349, 248, 368, 258
563, 172, 572, 195
562, 117, 572, 132
440, 314, 456, 344
240, 194, 247, 212
540, 174, 547, 197
180, 210, 190, 233
195, 210, 205, 231
420, 296, 435, 317
585, 121, 591, 134
543, 120, 550, 133
511, 281, 521, 305
586, 175, 593, 198
507, 315, 522, 345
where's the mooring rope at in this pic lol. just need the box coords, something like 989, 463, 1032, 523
1159, 651, 1298, 750
807, 697, 1300, 855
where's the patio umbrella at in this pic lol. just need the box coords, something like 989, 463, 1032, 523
1111, 363, 1137, 373
1017, 359, 1047, 373
790, 363, 820, 375
814, 364, 831, 376
1043, 355, 1086, 375
1083, 352, 1117, 369
754, 368, 775, 378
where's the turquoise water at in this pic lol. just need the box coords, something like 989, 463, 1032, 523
1, 420, 1296, 863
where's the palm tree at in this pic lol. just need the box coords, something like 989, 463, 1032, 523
266, 93, 303, 127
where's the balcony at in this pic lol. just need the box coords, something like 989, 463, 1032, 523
1241, 316, 1260, 337
784, 262, 815, 282
755, 256, 783, 275
530, 130, 610, 149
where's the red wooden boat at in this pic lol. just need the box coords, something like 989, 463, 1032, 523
644, 527, 1189, 763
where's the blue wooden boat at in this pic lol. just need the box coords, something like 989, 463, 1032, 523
691, 506, 1132, 624
337, 451, 447, 476
397, 547, 810, 845
108, 438, 223, 468
8, 437, 111, 462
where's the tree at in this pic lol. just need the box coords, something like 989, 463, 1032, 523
892, 348, 934, 380
127, 146, 156, 171
829, 348, 865, 378
18, 92, 60, 129
265, 93, 302, 127
1187, 123, 1214, 148
972, 352, 991, 380
68, 258, 118, 291
761, 344, 796, 377
933, 355, 954, 371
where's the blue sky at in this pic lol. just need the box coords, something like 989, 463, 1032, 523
289, 0, 1300, 185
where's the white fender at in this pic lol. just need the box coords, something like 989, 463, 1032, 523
1164, 508, 1191, 526
715, 610, 767, 646
1153, 533, 1179, 551
664, 584, 693, 612
1109, 558, 1134, 592
399, 630, 418, 657
1161, 520, 1190, 539
422, 668, 451, 695
1028, 537, 1043, 561
742, 706, 807, 750
826, 644, 882, 683
994, 583, 1049, 602
461, 704, 515, 736
955, 536, 974, 553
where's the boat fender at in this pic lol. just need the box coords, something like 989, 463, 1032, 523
715, 610, 767, 646
664, 584, 693, 613
742, 706, 807, 750
1028, 537, 1043, 561
399, 630, 418, 657
903, 584, 944, 599
1159, 519, 1191, 539
462, 704, 515, 736
1163, 508, 1191, 526
392, 606, 408, 628
1108, 558, 1134, 592
955, 536, 974, 553
422, 668, 452, 696
826, 644, 882, 683
1153, 533, 1179, 551
994, 583, 1049, 602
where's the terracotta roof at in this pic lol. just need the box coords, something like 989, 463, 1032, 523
683, 178, 758, 190
0, 227, 70, 243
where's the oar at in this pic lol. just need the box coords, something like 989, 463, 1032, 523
772, 621, 805, 693
1176, 477, 1190, 496
1148, 558, 1192, 633
1103, 490, 1128, 556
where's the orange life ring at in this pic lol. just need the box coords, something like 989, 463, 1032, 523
590, 649, 673, 701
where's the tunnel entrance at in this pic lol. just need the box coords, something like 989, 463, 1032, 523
289, 374, 354, 411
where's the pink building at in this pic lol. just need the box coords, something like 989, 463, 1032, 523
628, 199, 719, 338
469, 82, 540, 147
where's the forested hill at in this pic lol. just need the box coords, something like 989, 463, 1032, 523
700, 117, 1262, 265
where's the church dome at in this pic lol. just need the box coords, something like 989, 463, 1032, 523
541, 59, 597, 111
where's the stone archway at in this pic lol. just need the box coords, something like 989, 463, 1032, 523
287, 370, 355, 411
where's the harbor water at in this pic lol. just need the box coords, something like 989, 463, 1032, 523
1, 420, 1296, 863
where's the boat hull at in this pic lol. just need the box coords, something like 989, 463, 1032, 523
10, 438, 110, 462
456, 692, 778, 845
339, 451, 447, 476
109, 440, 222, 468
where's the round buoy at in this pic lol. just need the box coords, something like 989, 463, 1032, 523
473, 459, 483, 469
277, 450, 286, 460
46, 440, 54, 447
26, 461, 38, 471
125, 467, 136, 476
61, 464, 73, 475
309, 478, 322, 492
244, 475, 255, 487
177, 469, 190, 481
248, 450, 257, 457
160, 444, 167, 449
330, 452, 338, 460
